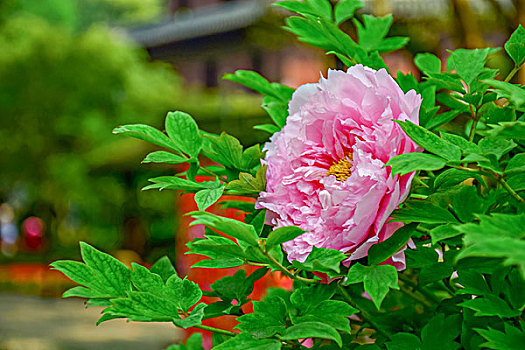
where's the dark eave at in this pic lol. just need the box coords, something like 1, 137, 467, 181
128, 0, 268, 48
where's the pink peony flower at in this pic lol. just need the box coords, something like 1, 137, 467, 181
256, 65, 421, 270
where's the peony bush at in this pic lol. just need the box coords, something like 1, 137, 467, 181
52, 1, 525, 349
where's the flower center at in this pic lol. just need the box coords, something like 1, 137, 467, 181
326, 154, 353, 182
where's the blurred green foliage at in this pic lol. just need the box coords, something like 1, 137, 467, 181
0, 0, 265, 260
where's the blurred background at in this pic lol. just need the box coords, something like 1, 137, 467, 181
0, 0, 523, 349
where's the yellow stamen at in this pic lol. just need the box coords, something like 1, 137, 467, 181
326, 154, 353, 182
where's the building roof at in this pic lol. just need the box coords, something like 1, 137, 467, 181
128, 0, 268, 48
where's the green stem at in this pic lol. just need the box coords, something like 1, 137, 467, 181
336, 283, 392, 339
260, 248, 318, 284
498, 175, 525, 203
468, 104, 478, 142
193, 324, 236, 337
504, 65, 521, 82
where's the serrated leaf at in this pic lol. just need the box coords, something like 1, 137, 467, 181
240, 144, 264, 171
194, 187, 225, 211
395, 120, 461, 161
505, 24, 525, 66
345, 263, 399, 309
387, 153, 446, 176
281, 321, 342, 347
266, 226, 305, 250
204, 132, 243, 170
368, 223, 417, 265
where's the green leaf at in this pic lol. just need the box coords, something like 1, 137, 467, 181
430, 224, 461, 245
386, 333, 422, 350
505, 24, 525, 66
415, 53, 441, 75
368, 223, 417, 265
254, 124, 280, 134
484, 80, 525, 111
223, 70, 293, 103
213, 333, 281, 350
165, 333, 204, 350
261, 97, 288, 128
395, 120, 461, 161
433, 168, 485, 190
142, 151, 187, 164
405, 247, 438, 268
478, 137, 516, 160
476, 324, 525, 350
439, 132, 480, 154
488, 121, 525, 139
354, 14, 393, 53
391, 200, 459, 224
421, 314, 461, 350
188, 212, 260, 246
456, 213, 525, 277
150, 256, 176, 283
236, 295, 288, 338
419, 262, 454, 286
425, 110, 461, 130
113, 124, 179, 153
211, 269, 268, 304
266, 226, 305, 250
387, 153, 446, 176
505, 153, 525, 175
78, 242, 131, 296
292, 246, 346, 275
240, 144, 264, 172
452, 186, 487, 223
194, 187, 225, 211
459, 295, 520, 318
281, 321, 342, 348
165, 111, 202, 158
186, 233, 245, 269
345, 263, 399, 309
203, 132, 243, 169
334, 0, 364, 25
144, 176, 220, 192
291, 285, 357, 332
226, 165, 267, 195
448, 48, 492, 85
